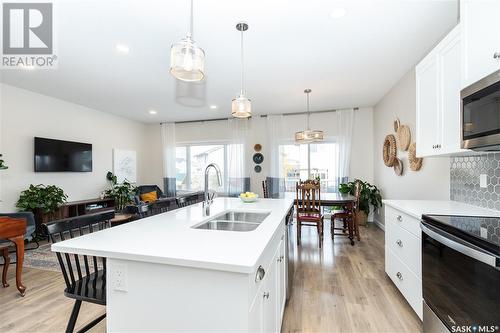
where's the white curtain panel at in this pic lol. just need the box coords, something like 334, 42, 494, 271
227, 118, 250, 196
161, 122, 176, 195
266, 114, 285, 178
330, 109, 355, 180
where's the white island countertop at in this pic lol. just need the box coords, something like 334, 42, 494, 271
52, 197, 293, 274
383, 200, 500, 219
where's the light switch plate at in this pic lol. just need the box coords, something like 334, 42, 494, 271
480, 174, 488, 188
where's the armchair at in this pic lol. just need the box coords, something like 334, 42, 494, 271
0, 212, 36, 241
134, 185, 167, 204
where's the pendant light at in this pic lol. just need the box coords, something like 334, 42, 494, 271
295, 89, 324, 143
232, 22, 251, 118
170, 0, 205, 82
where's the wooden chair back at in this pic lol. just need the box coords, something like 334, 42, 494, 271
0, 217, 26, 239
262, 180, 269, 198
295, 180, 321, 215
353, 180, 362, 212
43, 210, 114, 302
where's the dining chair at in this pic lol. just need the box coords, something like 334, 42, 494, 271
262, 180, 269, 198
295, 179, 324, 248
331, 180, 361, 244
43, 210, 114, 333
176, 194, 200, 208
149, 199, 174, 215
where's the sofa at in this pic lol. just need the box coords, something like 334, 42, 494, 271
134, 185, 167, 204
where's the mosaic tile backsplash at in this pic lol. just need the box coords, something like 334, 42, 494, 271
450, 153, 500, 211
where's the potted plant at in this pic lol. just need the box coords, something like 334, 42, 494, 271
16, 184, 68, 214
0, 154, 8, 170
339, 179, 382, 226
16, 184, 68, 235
103, 171, 137, 211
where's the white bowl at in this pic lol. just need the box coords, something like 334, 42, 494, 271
240, 195, 259, 203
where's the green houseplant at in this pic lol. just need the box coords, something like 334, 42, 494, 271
103, 171, 137, 211
339, 179, 382, 225
16, 184, 68, 213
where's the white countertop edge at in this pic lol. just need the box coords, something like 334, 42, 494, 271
382, 199, 500, 219
50, 244, 256, 274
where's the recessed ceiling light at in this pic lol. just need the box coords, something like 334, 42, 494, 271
330, 8, 347, 19
209, 105, 217, 109
115, 44, 130, 54
148, 110, 157, 115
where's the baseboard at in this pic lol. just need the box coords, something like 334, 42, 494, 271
373, 218, 385, 231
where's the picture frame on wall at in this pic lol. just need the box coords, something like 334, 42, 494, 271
113, 149, 137, 183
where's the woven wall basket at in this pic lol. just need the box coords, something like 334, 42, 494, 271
397, 125, 411, 151
383, 134, 397, 167
408, 142, 423, 171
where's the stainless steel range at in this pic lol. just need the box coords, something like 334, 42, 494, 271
421, 215, 500, 333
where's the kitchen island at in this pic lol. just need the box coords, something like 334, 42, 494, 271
52, 197, 294, 332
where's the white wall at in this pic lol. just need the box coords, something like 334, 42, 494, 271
171, 107, 375, 196
373, 69, 450, 224
0, 84, 157, 211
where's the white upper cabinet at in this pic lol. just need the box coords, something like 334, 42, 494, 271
461, 0, 500, 88
416, 25, 467, 157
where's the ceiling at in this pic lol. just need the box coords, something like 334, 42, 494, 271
0, 0, 458, 123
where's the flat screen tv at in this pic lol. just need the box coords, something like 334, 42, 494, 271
34, 137, 92, 172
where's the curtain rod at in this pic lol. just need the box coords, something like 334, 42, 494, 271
163, 107, 360, 125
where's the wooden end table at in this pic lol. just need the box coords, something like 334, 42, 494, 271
0, 217, 27, 296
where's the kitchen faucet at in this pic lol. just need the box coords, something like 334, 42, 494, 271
203, 163, 222, 215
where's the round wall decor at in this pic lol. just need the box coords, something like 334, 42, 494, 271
393, 118, 400, 132
408, 142, 423, 171
253, 153, 264, 164
393, 158, 403, 176
254, 144, 262, 152
383, 134, 397, 167
397, 125, 411, 151
254, 165, 262, 173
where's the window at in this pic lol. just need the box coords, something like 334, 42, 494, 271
175, 143, 245, 194
279, 142, 340, 192
176, 144, 226, 192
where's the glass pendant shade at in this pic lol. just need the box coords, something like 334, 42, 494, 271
170, 36, 205, 82
295, 129, 325, 144
231, 95, 252, 118
294, 88, 324, 143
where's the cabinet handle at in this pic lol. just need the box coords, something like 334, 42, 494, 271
396, 239, 403, 247
263, 291, 270, 299
494, 52, 500, 59
255, 266, 265, 282
277, 257, 282, 263
396, 215, 402, 222
396, 272, 403, 280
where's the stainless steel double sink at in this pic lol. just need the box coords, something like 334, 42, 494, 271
193, 211, 270, 232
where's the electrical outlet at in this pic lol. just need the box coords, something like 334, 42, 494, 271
113, 263, 128, 292
480, 174, 488, 188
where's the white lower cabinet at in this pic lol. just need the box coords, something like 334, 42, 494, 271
384, 206, 423, 320
249, 231, 286, 333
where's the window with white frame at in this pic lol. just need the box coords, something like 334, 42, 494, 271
175, 143, 244, 193
279, 142, 341, 192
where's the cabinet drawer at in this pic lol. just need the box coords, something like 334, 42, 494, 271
385, 219, 422, 278
385, 247, 423, 320
385, 206, 421, 238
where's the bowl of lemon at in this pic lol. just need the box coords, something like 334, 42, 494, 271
240, 192, 259, 203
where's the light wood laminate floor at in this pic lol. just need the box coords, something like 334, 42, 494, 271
0, 222, 421, 332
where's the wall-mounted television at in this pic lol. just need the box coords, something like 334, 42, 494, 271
34, 137, 92, 172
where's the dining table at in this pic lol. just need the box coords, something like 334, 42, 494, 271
281, 191, 358, 244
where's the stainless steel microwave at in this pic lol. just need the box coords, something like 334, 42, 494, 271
461, 69, 500, 150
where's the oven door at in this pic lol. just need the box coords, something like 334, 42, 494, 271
421, 222, 500, 332
461, 69, 500, 150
